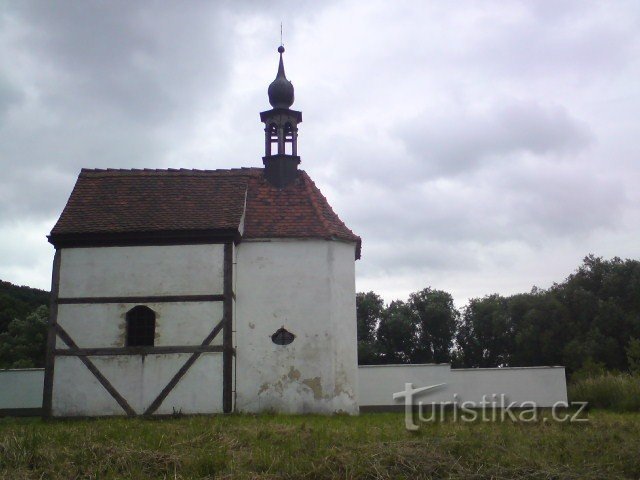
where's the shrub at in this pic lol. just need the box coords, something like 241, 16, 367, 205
568, 372, 640, 411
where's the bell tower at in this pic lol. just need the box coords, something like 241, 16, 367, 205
260, 45, 302, 188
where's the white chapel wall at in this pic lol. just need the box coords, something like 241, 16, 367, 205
234, 239, 359, 414
58, 244, 224, 297
55, 302, 223, 349
52, 243, 227, 417
52, 354, 223, 416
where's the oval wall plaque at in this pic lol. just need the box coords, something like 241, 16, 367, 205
271, 327, 295, 346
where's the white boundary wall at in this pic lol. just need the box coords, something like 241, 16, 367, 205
359, 364, 567, 408
1, 364, 568, 414
0, 369, 44, 411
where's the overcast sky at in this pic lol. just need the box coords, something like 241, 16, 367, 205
1, 1, 639, 306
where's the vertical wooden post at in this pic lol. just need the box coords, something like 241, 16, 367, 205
265, 126, 271, 156
222, 242, 233, 413
42, 250, 61, 418
277, 125, 285, 154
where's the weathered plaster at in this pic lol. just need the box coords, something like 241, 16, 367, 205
234, 239, 359, 414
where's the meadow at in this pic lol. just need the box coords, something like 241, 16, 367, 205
1, 410, 639, 479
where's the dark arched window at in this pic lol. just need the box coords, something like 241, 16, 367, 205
126, 306, 156, 347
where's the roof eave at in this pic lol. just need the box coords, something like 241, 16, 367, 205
48, 228, 241, 249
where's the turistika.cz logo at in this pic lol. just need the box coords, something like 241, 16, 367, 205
392, 383, 588, 431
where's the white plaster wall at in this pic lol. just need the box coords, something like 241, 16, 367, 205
0, 369, 44, 409
234, 239, 358, 414
53, 243, 227, 416
59, 244, 224, 297
56, 302, 223, 348
358, 364, 568, 408
52, 353, 223, 416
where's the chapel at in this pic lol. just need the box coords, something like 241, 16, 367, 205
44, 46, 361, 417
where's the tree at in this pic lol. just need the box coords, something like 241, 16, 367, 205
376, 301, 417, 364
356, 291, 383, 343
408, 287, 458, 364
626, 338, 640, 374
508, 290, 572, 367
457, 294, 512, 367
0, 280, 49, 333
0, 305, 49, 369
356, 291, 385, 364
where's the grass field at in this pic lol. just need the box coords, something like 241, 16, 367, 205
1, 411, 639, 479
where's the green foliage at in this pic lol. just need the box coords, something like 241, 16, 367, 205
408, 288, 458, 364
569, 372, 640, 411
0, 280, 49, 334
457, 294, 511, 368
626, 338, 640, 374
0, 305, 49, 369
376, 301, 417, 363
356, 291, 384, 364
358, 255, 640, 373
571, 357, 607, 382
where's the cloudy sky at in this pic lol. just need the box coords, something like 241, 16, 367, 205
1, 1, 639, 306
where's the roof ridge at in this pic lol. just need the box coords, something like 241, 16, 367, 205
80, 167, 262, 177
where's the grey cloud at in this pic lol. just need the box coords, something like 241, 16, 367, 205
0, 76, 23, 120
13, 2, 233, 122
398, 102, 593, 178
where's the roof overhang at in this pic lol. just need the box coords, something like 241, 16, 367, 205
48, 228, 241, 249
260, 108, 302, 123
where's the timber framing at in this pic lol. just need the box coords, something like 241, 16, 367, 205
47, 229, 241, 248
222, 242, 234, 414
45, 240, 236, 417
55, 324, 136, 416
54, 345, 227, 356
143, 317, 227, 415
42, 250, 61, 419
57, 294, 224, 305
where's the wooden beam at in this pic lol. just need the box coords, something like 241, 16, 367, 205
57, 294, 224, 305
55, 324, 136, 417
42, 250, 61, 419
222, 242, 234, 414
48, 228, 240, 249
143, 317, 226, 416
55, 345, 225, 356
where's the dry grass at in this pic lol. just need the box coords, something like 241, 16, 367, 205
0, 411, 639, 479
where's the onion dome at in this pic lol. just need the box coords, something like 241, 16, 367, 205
268, 46, 295, 109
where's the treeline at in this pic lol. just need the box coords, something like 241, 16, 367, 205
357, 255, 640, 375
0, 280, 49, 368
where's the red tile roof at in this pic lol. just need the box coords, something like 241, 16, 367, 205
50, 168, 361, 258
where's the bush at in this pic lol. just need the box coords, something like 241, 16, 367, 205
569, 372, 640, 411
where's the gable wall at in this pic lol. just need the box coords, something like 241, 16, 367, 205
50, 244, 227, 417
